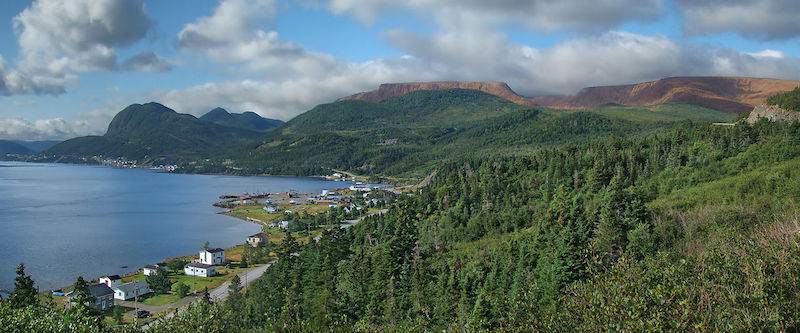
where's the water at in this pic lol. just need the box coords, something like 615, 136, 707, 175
0, 161, 353, 293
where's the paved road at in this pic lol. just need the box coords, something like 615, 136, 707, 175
314, 208, 388, 242
208, 261, 274, 300
140, 262, 274, 329
142, 207, 387, 328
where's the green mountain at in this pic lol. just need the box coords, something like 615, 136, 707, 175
12, 140, 61, 153
46, 102, 263, 161
224, 89, 733, 177
199, 107, 284, 132
0, 140, 33, 154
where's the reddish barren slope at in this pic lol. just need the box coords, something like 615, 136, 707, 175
341, 77, 800, 114
340, 81, 535, 106
530, 77, 800, 114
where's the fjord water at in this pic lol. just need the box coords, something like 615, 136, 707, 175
0, 162, 351, 292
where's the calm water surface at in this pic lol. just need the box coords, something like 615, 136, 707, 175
0, 162, 352, 292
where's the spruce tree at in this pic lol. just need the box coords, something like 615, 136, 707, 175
10, 263, 37, 309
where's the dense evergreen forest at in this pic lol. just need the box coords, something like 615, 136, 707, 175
223, 89, 731, 177
5, 116, 800, 331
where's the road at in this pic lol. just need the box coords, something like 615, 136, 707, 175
314, 208, 388, 242
143, 207, 386, 328
140, 261, 274, 328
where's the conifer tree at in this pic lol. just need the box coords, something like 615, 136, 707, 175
10, 263, 37, 309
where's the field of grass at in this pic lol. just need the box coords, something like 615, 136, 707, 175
554, 103, 737, 123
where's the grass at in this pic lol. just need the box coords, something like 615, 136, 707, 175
138, 293, 182, 306
573, 103, 736, 123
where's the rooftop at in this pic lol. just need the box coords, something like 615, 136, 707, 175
186, 262, 213, 269
115, 280, 149, 294
87, 283, 114, 297
202, 248, 225, 253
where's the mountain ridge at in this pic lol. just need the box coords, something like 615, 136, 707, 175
341, 77, 800, 114
46, 102, 263, 161
199, 107, 284, 132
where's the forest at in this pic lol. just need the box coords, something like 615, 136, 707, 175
5, 115, 800, 331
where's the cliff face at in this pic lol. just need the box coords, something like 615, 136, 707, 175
530, 77, 800, 114
340, 81, 534, 106
746, 103, 800, 124
340, 77, 800, 114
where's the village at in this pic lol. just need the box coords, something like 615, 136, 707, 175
54, 182, 395, 325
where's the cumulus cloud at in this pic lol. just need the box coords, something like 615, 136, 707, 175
121, 52, 172, 72
678, 0, 800, 40
177, 0, 277, 49
328, 0, 663, 32
0, 116, 100, 141
159, 0, 799, 122
151, 57, 439, 120
1, 0, 161, 95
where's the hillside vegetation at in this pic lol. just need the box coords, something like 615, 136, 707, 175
46, 103, 264, 162
199, 108, 284, 132
766, 86, 800, 111
6, 118, 800, 332
224, 89, 732, 177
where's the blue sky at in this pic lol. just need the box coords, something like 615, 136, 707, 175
0, 0, 798, 140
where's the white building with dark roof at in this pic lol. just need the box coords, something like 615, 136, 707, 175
113, 280, 150, 300
185, 263, 216, 277
99, 275, 122, 288
199, 248, 226, 265
247, 232, 268, 247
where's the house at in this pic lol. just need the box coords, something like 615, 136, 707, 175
264, 206, 278, 213
142, 263, 165, 276
349, 184, 372, 192
99, 275, 122, 288
199, 248, 226, 265
184, 263, 217, 277
277, 220, 290, 229
69, 283, 114, 311
247, 232, 268, 247
113, 280, 150, 300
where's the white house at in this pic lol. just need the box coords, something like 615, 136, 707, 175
142, 263, 164, 276
113, 280, 150, 300
185, 263, 217, 277
99, 275, 122, 289
247, 232, 268, 247
199, 248, 226, 265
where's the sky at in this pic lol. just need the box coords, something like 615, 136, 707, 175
0, 0, 799, 141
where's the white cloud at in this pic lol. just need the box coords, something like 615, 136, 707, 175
121, 52, 172, 72
177, 0, 277, 49
0, 116, 100, 141
678, 0, 800, 40
158, 0, 799, 123
1, 0, 162, 95
151, 57, 438, 120
328, 0, 663, 32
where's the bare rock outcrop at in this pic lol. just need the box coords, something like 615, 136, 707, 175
530, 77, 800, 114
340, 81, 534, 106
746, 103, 800, 124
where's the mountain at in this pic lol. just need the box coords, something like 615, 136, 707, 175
46, 102, 263, 161
340, 81, 534, 106
530, 77, 800, 113
0, 140, 33, 154
0, 140, 61, 155
199, 107, 284, 132
342, 77, 800, 114
229, 88, 732, 176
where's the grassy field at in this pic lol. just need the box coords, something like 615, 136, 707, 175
548, 103, 737, 123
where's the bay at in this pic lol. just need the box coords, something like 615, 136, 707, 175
0, 161, 352, 293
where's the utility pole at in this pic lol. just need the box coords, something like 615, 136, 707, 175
134, 283, 138, 326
